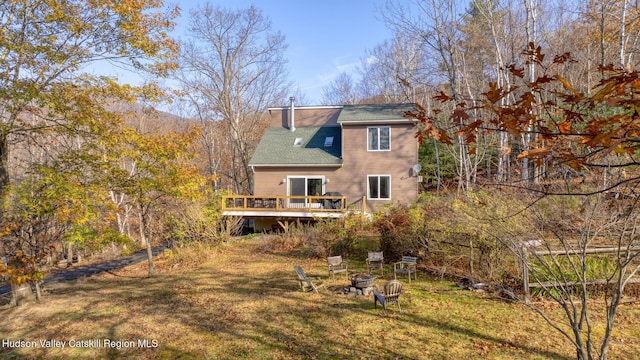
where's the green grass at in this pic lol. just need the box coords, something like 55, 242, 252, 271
1, 237, 639, 359
530, 255, 619, 282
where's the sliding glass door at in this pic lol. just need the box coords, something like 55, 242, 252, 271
288, 176, 324, 208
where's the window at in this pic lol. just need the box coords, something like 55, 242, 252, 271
368, 175, 391, 200
324, 136, 334, 147
367, 127, 390, 151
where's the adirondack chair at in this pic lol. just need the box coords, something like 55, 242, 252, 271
373, 279, 403, 314
327, 256, 348, 280
394, 256, 417, 282
366, 251, 384, 275
294, 265, 324, 293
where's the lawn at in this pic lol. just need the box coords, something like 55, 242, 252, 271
1, 236, 639, 359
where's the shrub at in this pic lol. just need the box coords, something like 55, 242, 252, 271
262, 215, 366, 259
419, 190, 538, 283
302, 217, 347, 258
253, 214, 370, 259
163, 241, 216, 269
373, 203, 429, 262
163, 196, 243, 246
257, 233, 304, 254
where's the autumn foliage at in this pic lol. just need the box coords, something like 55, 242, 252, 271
405, 43, 640, 360
410, 43, 640, 192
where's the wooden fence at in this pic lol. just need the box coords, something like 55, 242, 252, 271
521, 245, 640, 302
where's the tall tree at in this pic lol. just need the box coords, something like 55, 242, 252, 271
383, 0, 476, 192
177, 4, 290, 195
0, 0, 179, 194
413, 45, 640, 360
357, 33, 433, 104
321, 72, 359, 105
462, 0, 515, 182
108, 127, 204, 277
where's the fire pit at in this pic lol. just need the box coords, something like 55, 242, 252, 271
338, 273, 377, 296
350, 273, 376, 289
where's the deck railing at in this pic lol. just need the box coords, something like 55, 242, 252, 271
222, 195, 365, 213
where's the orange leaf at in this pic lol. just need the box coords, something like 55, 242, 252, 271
507, 64, 524, 78
434, 91, 453, 103
465, 133, 477, 143
555, 75, 581, 97
485, 82, 503, 104
452, 107, 470, 124
517, 146, 552, 159
558, 120, 571, 134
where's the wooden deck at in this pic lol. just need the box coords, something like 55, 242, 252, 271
221, 195, 366, 218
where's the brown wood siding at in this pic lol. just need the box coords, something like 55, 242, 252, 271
253, 168, 341, 195
340, 124, 418, 211
269, 107, 341, 128
253, 122, 419, 212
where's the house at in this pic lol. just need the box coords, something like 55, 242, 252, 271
222, 98, 421, 231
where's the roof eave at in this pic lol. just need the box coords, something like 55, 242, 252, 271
268, 105, 343, 111
339, 119, 418, 125
250, 163, 343, 168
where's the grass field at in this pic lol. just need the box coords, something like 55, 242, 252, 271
1, 236, 639, 359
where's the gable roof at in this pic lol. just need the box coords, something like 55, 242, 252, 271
337, 103, 416, 124
249, 126, 342, 167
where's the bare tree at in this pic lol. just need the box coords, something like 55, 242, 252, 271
383, 0, 476, 192
320, 72, 359, 105
519, 192, 640, 360
357, 33, 433, 104
177, 4, 290, 195
450, 185, 640, 360
414, 37, 640, 358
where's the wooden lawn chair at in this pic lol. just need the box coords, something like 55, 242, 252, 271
394, 256, 417, 282
294, 265, 324, 293
327, 256, 348, 280
366, 251, 384, 275
373, 279, 403, 314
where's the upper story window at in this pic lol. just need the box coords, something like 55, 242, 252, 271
368, 127, 390, 151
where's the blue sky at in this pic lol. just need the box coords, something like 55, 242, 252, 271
176, 1, 392, 104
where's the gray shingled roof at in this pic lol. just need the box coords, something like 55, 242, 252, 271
249, 126, 342, 166
337, 103, 416, 123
